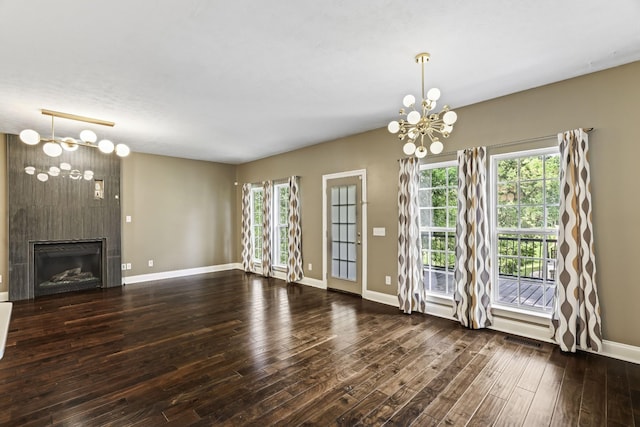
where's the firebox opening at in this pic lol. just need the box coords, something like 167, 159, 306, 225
32, 240, 104, 297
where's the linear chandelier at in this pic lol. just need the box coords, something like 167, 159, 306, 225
24, 162, 94, 183
19, 109, 130, 157
388, 53, 458, 159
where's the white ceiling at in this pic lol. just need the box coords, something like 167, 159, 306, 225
1, 1, 639, 164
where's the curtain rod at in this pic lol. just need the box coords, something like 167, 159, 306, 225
420, 127, 594, 160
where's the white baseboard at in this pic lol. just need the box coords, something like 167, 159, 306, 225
363, 290, 397, 307
123, 263, 239, 285
599, 340, 640, 364
0, 292, 7, 302
297, 276, 326, 290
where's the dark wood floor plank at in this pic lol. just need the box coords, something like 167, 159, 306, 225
439, 339, 518, 426
489, 344, 534, 400
517, 346, 553, 392
0, 270, 634, 426
606, 357, 635, 426
494, 386, 534, 426
466, 393, 507, 427
578, 353, 606, 426
522, 363, 565, 426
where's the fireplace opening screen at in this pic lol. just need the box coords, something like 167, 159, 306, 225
33, 240, 103, 297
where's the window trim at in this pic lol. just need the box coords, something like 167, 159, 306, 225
419, 160, 457, 298
489, 146, 560, 315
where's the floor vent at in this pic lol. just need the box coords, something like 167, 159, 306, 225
504, 335, 542, 348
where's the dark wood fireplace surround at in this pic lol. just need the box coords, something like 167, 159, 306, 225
7, 134, 122, 301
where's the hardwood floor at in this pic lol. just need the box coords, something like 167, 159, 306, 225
1, 270, 638, 426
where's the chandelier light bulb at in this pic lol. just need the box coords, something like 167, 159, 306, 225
61, 137, 79, 151
98, 139, 115, 154
387, 120, 400, 134
43, 142, 63, 157
428, 101, 437, 112
443, 111, 458, 125
402, 94, 416, 108
20, 129, 41, 145
37, 173, 49, 182
80, 129, 98, 143
427, 88, 441, 101
415, 145, 428, 159
430, 140, 444, 154
403, 142, 417, 156
48, 166, 61, 177
407, 111, 421, 125
115, 143, 130, 157
24, 166, 36, 175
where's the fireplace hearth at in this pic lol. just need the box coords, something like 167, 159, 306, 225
32, 240, 105, 297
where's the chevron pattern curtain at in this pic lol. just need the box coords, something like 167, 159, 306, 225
286, 176, 304, 283
397, 157, 425, 314
453, 147, 493, 329
241, 183, 254, 272
551, 129, 602, 353
261, 181, 273, 277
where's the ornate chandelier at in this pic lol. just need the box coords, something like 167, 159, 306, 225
387, 53, 458, 159
19, 109, 130, 158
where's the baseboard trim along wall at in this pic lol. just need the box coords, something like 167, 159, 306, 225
123, 263, 240, 285
123, 265, 640, 365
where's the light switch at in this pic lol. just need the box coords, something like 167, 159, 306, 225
373, 227, 386, 237
125, 215, 132, 223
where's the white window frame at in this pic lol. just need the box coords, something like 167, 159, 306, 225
490, 146, 560, 315
272, 182, 289, 269
419, 160, 458, 298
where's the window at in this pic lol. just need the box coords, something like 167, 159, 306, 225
331, 184, 358, 281
273, 183, 289, 268
419, 162, 457, 296
492, 148, 560, 312
251, 187, 263, 263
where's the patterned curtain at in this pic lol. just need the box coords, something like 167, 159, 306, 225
241, 183, 254, 272
551, 129, 602, 353
261, 181, 273, 277
286, 176, 304, 283
397, 157, 425, 314
453, 147, 493, 329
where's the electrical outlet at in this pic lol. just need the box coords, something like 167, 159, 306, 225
126, 263, 132, 270
121, 264, 126, 271
308, 263, 312, 271
148, 260, 154, 267
385, 276, 391, 285
0, 274, 2, 284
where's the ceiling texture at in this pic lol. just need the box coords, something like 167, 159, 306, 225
1, 0, 639, 164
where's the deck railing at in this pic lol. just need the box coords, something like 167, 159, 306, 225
422, 232, 557, 281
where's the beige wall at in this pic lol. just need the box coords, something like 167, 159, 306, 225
0, 134, 6, 293
236, 61, 640, 347
121, 152, 237, 277
1, 62, 637, 348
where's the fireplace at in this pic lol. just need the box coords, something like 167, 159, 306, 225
31, 239, 105, 297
